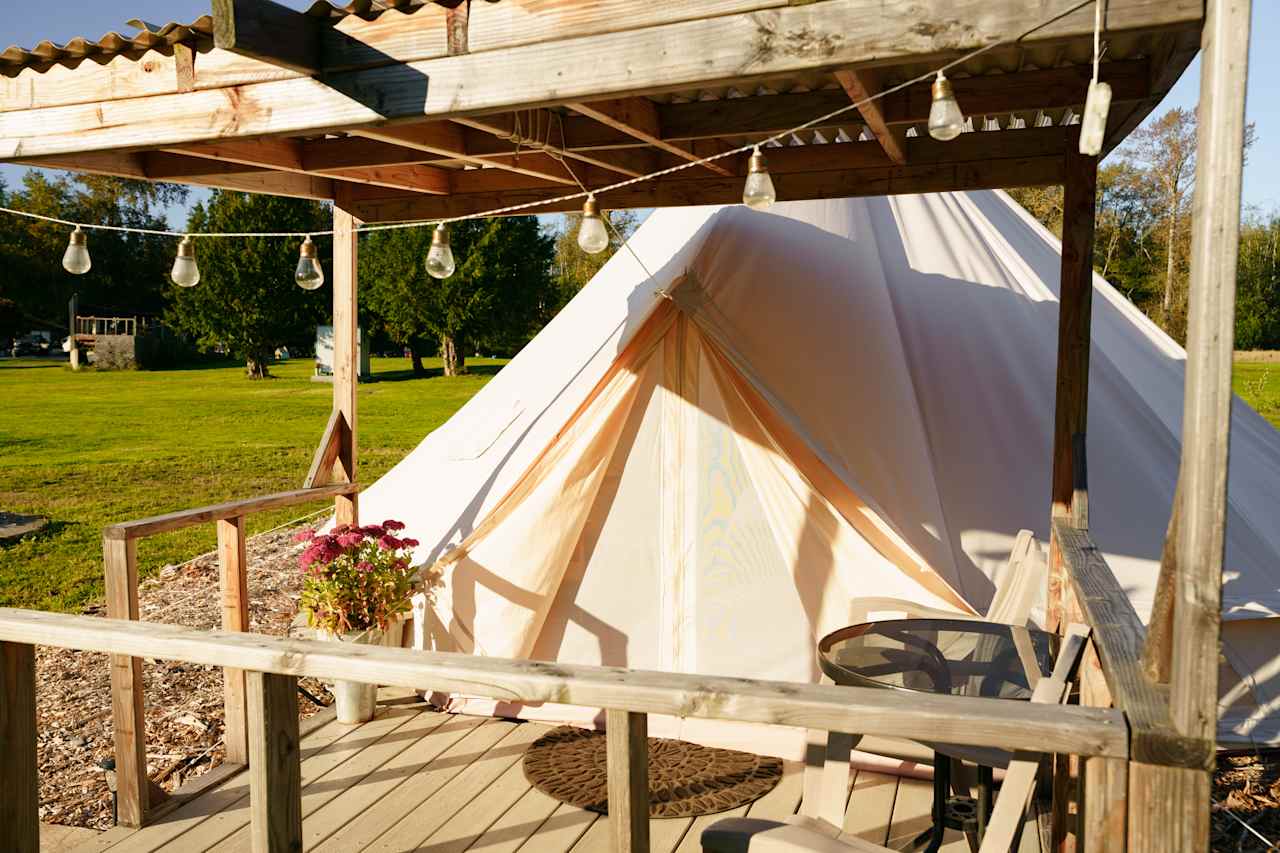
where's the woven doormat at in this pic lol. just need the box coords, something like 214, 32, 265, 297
523, 726, 784, 818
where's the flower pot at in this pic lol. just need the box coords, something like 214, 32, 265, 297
320, 615, 406, 724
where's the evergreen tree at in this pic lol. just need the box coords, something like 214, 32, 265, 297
165, 191, 331, 378
361, 216, 555, 376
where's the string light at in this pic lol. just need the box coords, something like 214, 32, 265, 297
742, 146, 777, 210
928, 70, 965, 141
295, 236, 325, 290
425, 223, 455, 279
577, 195, 610, 254
62, 226, 91, 274
0, 0, 1100, 277
170, 236, 200, 288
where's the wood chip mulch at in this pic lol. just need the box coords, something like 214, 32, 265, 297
36, 523, 333, 830
1214, 752, 1280, 851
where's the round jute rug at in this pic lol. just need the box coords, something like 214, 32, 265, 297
522, 726, 784, 818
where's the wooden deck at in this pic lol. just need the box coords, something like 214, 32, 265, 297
71, 692, 1042, 853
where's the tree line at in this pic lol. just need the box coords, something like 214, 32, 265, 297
0, 173, 636, 378
1008, 107, 1277, 349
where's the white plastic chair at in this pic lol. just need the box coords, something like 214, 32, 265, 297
700, 624, 1091, 853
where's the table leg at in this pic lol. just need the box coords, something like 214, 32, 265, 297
977, 765, 993, 840
911, 751, 951, 852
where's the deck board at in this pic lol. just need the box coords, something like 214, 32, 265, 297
84, 703, 1046, 852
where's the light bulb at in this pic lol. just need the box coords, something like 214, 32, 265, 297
1078, 80, 1112, 157
295, 236, 325, 290
577, 196, 609, 255
170, 236, 201, 288
928, 70, 965, 141
62, 226, 92, 275
425, 223, 455, 279
742, 147, 776, 210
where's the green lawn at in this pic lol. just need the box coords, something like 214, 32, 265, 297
1234, 361, 1280, 428
0, 356, 505, 612
2, 356, 1278, 614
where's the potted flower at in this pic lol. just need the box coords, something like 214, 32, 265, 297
296, 520, 419, 723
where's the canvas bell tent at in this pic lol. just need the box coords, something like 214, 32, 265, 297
361, 190, 1280, 752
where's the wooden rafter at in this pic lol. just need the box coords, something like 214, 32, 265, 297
833, 69, 906, 165
352, 124, 578, 186
565, 98, 732, 177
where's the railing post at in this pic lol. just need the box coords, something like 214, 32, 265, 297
104, 534, 149, 827
332, 189, 360, 529
605, 709, 650, 853
1, 640, 39, 853
247, 671, 302, 853
218, 516, 250, 765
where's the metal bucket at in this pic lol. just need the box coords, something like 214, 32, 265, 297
321, 616, 406, 724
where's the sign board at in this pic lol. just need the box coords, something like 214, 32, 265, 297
314, 325, 371, 379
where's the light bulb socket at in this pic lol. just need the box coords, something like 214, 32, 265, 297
931, 71, 955, 104
299, 235, 317, 259
176, 236, 196, 259
748, 149, 769, 175
431, 223, 450, 247
68, 227, 87, 247
582, 196, 601, 218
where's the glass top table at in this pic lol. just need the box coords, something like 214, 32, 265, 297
817, 618, 1060, 852
818, 618, 1059, 699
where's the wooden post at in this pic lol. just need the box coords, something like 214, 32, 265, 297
332, 188, 360, 528
1047, 139, 1099, 627
605, 709, 650, 853
247, 671, 302, 853
1127, 763, 1210, 852
104, 535, 148, 827
1169, 0, 1250, 746
1081, 757, 1127, 852
218, 516, 250, 765
0, 641, 39, 853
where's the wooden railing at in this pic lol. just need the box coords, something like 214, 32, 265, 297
1053, 518, 1214, 850
99, 483, 359, 827
0, 608, 1129, 853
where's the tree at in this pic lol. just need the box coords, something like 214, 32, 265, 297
1235, 211, 1280, 350
165, 192, 331, 378
361, 216, 555, 376
0, 170, 186, 330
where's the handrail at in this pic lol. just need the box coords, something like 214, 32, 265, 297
0, 607, 1129, 760
1053, 519, 1211, 769
100, 482, 358, 828
104, 483, 358, 541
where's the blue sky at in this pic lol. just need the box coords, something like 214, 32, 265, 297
2, 2, 1277, 225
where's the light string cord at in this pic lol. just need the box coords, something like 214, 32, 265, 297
0, 0, 1097, 241
1091, 0, 1109, 85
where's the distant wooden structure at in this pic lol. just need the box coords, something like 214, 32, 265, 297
0, 1, 1251, 851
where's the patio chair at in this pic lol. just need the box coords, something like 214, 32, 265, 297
700, 623, 1090, 853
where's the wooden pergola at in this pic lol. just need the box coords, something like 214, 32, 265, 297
0, 1, 1253, 851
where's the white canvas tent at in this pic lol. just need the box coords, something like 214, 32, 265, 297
359, 190, 1280, 753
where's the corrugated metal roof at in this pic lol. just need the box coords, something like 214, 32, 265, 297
0, 1, 463, 71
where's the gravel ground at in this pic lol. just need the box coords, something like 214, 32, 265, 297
37, 523, 333, 830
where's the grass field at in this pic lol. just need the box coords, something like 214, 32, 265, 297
0, 356, 505, 611
2, 355, 1278, 614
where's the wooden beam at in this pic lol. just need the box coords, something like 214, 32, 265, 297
354, 124, 578, 185
833, 69, 906, 165
304, 410, 351, 489
103, 536, 147, 827
605, 710, 650, 853
246, 671, 303, 853
1168, 0, 1249, 759
302, 137, 444, 171
0, 607, 1131, 759
333, 188, 360, 529
566, 98, 732, 176
0, 641, 38, 853
217, 516, 250, 766
104, 484, 359, 541
1083, 756, 1128, 852
212, 0, 322, 76
0, 0, 1201, 159
349, 126, 1072, 221
1126, 763, 1209, 852
163, 139, 305, 172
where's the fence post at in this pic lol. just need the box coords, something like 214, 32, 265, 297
606, 709, 650, 853
104, 534, 149, 827
247, 671, 302, 853
218, 516, 250, 765
1, 640, 39, 853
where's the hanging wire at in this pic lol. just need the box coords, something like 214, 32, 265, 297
0, 0, 1099, 241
